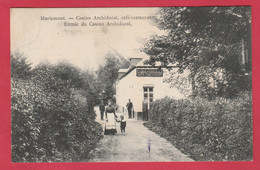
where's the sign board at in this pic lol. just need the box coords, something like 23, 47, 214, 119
136, 69, 163, 77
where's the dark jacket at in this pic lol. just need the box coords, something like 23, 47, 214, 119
126, 102, 133, 110
99, 104, 105, 112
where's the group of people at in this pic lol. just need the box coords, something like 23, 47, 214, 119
99, 99, 134, 135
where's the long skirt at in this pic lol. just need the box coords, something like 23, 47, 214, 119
104, 113, 117, 135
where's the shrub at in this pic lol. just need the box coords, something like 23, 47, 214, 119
11, 63, 103, 162
147, 92, 252, 161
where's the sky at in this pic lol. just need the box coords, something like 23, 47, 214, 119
11, 8, 164, 70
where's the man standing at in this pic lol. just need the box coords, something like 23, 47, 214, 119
99, 100, 105, 120
126, 99, 133, 119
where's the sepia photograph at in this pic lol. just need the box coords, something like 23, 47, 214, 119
10, 7, 252, 162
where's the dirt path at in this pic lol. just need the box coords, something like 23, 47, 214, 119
89, 107, 194, 162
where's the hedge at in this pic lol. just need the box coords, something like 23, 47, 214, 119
11, 64, 103, 162
146, 92, 252, 161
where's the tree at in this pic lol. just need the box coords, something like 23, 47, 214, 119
96, 52, 125, 102
11, 51, 32, 79
81, 70, 100, 107
143, 7, 251, 98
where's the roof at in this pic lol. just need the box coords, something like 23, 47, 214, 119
118, 69, 129, 73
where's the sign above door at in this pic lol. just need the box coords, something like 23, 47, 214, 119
136, 69, 163, 77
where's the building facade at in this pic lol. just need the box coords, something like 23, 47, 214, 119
115, 58, 191, 120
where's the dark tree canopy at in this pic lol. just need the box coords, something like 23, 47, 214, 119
143, 7, 251, 98
11, 51, 32, 79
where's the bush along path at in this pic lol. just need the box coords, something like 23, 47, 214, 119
145, 93, 252, 161
11, 63, 103, 162
88, 107, 193, 162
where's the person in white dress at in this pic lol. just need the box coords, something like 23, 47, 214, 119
104, 99, 117, 135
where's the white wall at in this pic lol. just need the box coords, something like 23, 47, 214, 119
116, 68, 190, 113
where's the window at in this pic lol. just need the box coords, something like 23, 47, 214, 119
143, 86, 154, 109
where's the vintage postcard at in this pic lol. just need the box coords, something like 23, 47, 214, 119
10, 7, 252, 163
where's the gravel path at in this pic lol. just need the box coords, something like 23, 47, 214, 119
89, 107, 194, 162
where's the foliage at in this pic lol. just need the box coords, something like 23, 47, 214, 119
11, 51, 32, 79
81, 70, 100, 107
11, 62, 103, 162
163, 70, 192, 97
146, 92, 252, 161
96, 52, 126, 103
143, 7, 252, 98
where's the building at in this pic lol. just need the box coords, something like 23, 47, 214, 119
115, 57, 191, 121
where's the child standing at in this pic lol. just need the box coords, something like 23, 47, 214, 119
120, 115, 126, 134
